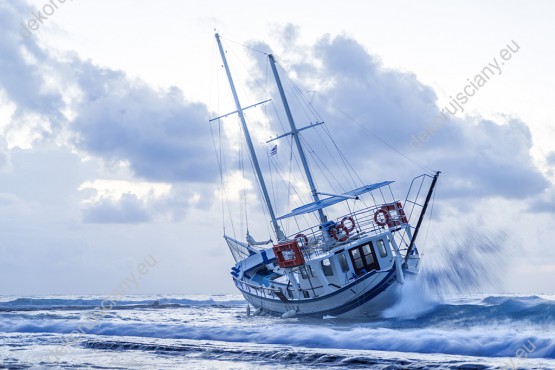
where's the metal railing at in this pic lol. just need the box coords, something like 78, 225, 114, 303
285, 202, 408, 260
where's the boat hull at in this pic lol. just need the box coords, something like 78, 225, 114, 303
239, 263, 402, 319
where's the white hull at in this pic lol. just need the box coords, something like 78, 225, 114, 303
240, 263, 402, 318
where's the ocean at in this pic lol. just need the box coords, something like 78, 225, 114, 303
0, 291, 553, 369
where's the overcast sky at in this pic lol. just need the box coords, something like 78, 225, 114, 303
1, 0, 554, 296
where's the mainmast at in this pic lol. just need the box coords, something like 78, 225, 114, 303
268, 54, 326, 224
215, 34, 284, 241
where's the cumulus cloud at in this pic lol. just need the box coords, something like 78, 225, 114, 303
82, 193, 151, 224
0, 144, 83, 205
79, 179, 213, 223
70, 60, 216, 183
0, 3, 69, 145
249, 31, 549, 204
1, 2, 217, 185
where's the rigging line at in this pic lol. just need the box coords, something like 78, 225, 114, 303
266, 59, 318, 149
268, 141, 315, 220
311, 124, 360, 190
323, 125, 364, 186
264, 58, 270, 126
279, 137, 318, 230
208, 50, 227, 236
286, 137, 312, 232
320, 120, 359, 179
281, 67, 319, 126
276, 60, 355, 192
210, 120, 236, 238
320, 122, 364, 185
238, 118, 246, 236
227, 48, 259, 122
212, 56, 240, 238
286, 137, 293, 230
275, 61, 323, 123
267, 147, 280, 222
238, 115, 257, 238
305, 132, 355, 193
269, 98, 289, 139
222, 127, 238, 239
288, 146, 306, 233
272, 154, 305, 211
217, 65, 238, 238
276, 130, 319, 222
227, 41, 274, 109
209, 121, 225, 231
222, 126, 238, 239
281, 78, 342, 200
253, 149, 272, 239
293, 87, 365, 188
264, 60, 339, 197
267, 148, 275, 213
240, 116, 273, 240
299, 135, 345, 194
220, 35, 270, 56
314, 93, 435, 175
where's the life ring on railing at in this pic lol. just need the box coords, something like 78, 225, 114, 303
340, 216, 356, 232
294, 233, 308, 246
332, 225, 349, 242
374, 208, 390, 227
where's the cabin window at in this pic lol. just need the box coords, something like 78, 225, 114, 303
349, 242, 380, 276
300, 267, 309, 279
377, 239, 388, 257
338, 254, 349, 273
321, 258, 334, 276
362, 244, 375, 266
303, 290, 310, 298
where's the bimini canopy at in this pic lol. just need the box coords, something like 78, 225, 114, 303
276, 181, 394, 220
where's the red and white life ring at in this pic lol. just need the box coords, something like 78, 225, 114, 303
374, 208, 390, 227
332, 225, 349, 242
340, 216, 356, 232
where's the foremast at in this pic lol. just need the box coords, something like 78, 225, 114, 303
215, 33, 285, 241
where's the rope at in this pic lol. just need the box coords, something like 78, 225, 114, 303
220, 35, 270, 56
275, 62, 363, 188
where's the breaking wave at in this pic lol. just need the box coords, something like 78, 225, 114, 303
1, 295, 553, 359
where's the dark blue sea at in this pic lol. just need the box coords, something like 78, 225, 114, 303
0, 290, 553, 369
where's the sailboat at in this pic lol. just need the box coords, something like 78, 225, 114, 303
211, 33, 440, 319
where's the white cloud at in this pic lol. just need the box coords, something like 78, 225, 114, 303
69, 61, 217, 183
82, 193, 152, 224
79, 179, 172, 204
254, 33, 550, 203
